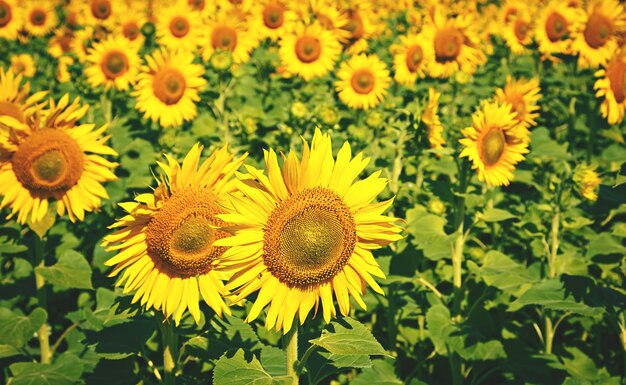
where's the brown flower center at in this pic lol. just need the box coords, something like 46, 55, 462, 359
262, 3, 285, 29
545, 12, 568, 42
188, 0, 205, 11
504, 7, 518, 23
350, 69, 375, 94
153, 68, 186, 105
123, 21, 140, 40
170, 16, 190, 38
30, 8, 46, 26
100, 51, 129, 79
514, 19, 529, 41
344, 10, 364, 41
434, 27, 463, 62
12, 129, 84, 194
405, 44, 423, 72
146, 188, 227, 276
607, 59, 626, 103
584, 12, 613, 49
480, 127, 506, 167
0, 0, 12, 27
507, 92, 527, 121
211, 25, 238, 50
263, 187, 356, 287
295, 35, 321, 63
90, 0, 112, 20
0, 101, 25, 123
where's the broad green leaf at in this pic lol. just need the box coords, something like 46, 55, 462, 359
0, 307, 47, 348
86, 318, 154, 359
477, 208, 517, 222
310, 317, 390, 357
405, 213, 451, 260
561, 347, 622, 385
508, 278, 599, 315
0, 344, 22, 358
0, 235, 27, 256
9, 353, 84, 385
260, 346, 287, 376
425, 304, 453, 355
586, 233, 626, 259
477, 251, 537, 295
35, 249, 93, 290
213, 349, 292, 385
351, 359, 402, 385
529, 127, 570, 161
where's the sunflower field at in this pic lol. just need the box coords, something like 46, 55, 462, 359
1, 0, 626, 384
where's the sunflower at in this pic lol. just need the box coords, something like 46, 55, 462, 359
278, 23, 341, 81
71, 27, 95, 63
502, 10, 534, 55
85, 35, 140, 91
571, 0, 626, 69
249, 0, 297, 41
79, 0, 118, 29
115, 8, 147, 49
0, 69, 45, 128
57, 56, 74, 83
22, 1, 57, 37
422, 87, 445, 150
310, 0, 350, 44
422, 9, 486, 78
200, 13, 258, 65
155, 2, 203, 52
499, 0, 525, 25
133, 49, 207, 128
534, 0, 583, 58
594, 48, 626, 125
0, 0, 22, 40
102, 144, 247, 325
459, 101, 529, 187
392, 33, 434, 86
494, 76, 542, 132
341, 5, 375, 55
335, 54, 391, 110
10, 54, 36, 78
573, 164, 601, 201
213, 128, 402, 333
48, 26, 74, 58
0, 94, 118, 224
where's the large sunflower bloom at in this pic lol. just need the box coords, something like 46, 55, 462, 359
85, 35, 141, 91
392, 33, 434, 86
214, 128, 402, 333
335, 54, 391, 110
133, 49, 207, 128
103, 144, 247, 325
279, 23, 341, 81
571, 0, 626, 69
594, 48, 626, 125
534, 0, 583, 59
459, 101, 529, 187
0, 94, 118, 224
0, 0, 22, 40
22, 1, 58, 37
494, 76, 542, 132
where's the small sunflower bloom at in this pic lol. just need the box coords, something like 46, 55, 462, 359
10, 54, 36, 78
422, 87, 445, 150
392, 33, 434, 86
279, 23, 341, 81
573, 164, 602, 201
594, 48, 626, 125
335, 54, 391, 110
85, 35, 141, 91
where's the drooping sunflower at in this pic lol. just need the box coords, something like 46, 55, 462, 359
594, 48, 626, 125
459, 101, 529, 187
335, 54, 391, 110
534, 0, 583, 58
392, 33, 434, 86
102, 144, 247, 325
0, 94, 118, 224
10, 54, 36, 78
571, 0, 626, 69
422, 87, 445, 150
155, 2, 203, 52
22, 1, 57, 37
573, 164, 601, 201
502, 10, 534, 55
278, 23, 341, 81
249, 0, 297, 41
422, 9, 486, 78
79, 0, 117, 29
133, 49, 207, 128
201, 13, 258, 65
85, 35, 141, 91
214, 128, 402, 333
494, 76, 542, 132
0, 0, 22, 40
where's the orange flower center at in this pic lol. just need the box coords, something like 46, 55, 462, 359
295, 35, 321, 63
90, 0, 112, 20
607, 59, 626, 103
12, 129, 84, 194
507, 92, 527, 121
170, 16, 190, 38
100, 51, 129, 79
405, 44, 423, 72
480, 127, 506, 167
211, 25, 238, 50
0, 0, 11, 27
14, 62, 25, 73
350, 69, 375, 94
514, 19, 529, 41
29, 8, 46, 26
345, 10, 364, 41
262, 3, 285, 29
123, 21, 140, 40
584, 12, 613, 49
504, 7, 518, 23
153, 68, 186, 105
317, 14, 334, 30
188, 0, 205, 11
545, 12, 568, 42
434, 27, 463, 62
0, 101, 25, 123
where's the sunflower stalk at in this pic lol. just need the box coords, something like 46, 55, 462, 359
160, 320, 178, 385
284, 326, 298, 385
34, 236, 50, 364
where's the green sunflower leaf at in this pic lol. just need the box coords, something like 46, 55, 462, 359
35, 249, 93, 290
213, 349, 292, 385
309, 317, 391, 357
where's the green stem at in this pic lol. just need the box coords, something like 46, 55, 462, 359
295, 345, 318, 377
390, 127, 406, 194
34, 237, 50, 364
544, 209, 560, 354
544, 315, 554, 355
161, 320, 177, 385
284, 327, 298, 385
387, 283, 397, 351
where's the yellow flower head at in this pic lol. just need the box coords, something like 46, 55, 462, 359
85, 35, 141, 91
392, 33, 434, 86
155, 2, 203, 52
534, 0, 584, 59
494, 76, 543, 132
335, 54, 391, 110
0, 0, 22, 40
22, 1, 58, 37
422, 87, 445, 150
573, 164, 602, 201
200, 11, 259, 65
594, 47, 626, 125
10, 54, 36, 78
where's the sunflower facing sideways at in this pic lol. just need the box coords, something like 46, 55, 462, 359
422, 87, 445, 150
0, 0, 22, 40
0, 94, 118, 224
102, 144, 247, 325
0, 68, 46, 126
571, 0, 626, 69
133, 49, 207, 128
85, 35, 141, 91
459, 101, 529, 187
534, 0, 583, 59
392, 33, 434, 86
213, 129, 402, 333
335, 54, 391, 110
501, 9, 534, 56
22, 1, 58, 37
494, 76, 542, 133
594, 47, 626, 125
279, 23, 341, 81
